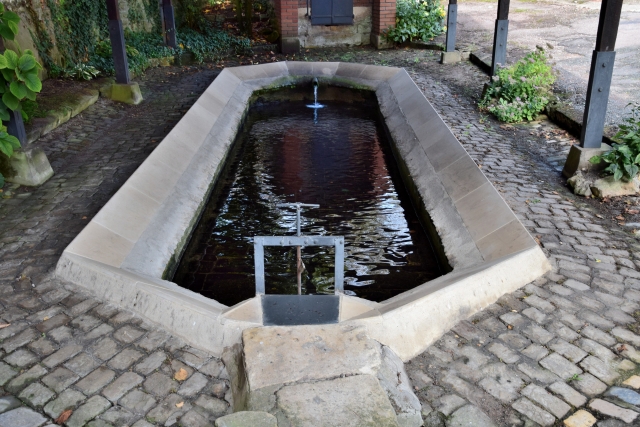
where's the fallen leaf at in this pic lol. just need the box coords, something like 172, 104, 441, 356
627, 209, 639, 215
0, 324, 10, 329
43, 316, 50, 321
56, 409, 73, 424
595, 259, 601, 263
616, 215, 625, 221
176, 401, 184, 408
174, 368, 189, 381
507, 325, 513, 330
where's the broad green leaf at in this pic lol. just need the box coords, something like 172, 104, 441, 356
7, 20, 18, 37
0, 55, 7, 69
0, 172, 5, 189
24, 87, 36, 101
0, 26, 13, 41
5, 132, 19, 150
590, 155, 602, 164
4, 10, 20, 24
614, 168, 623, 181
17, 54, 36, 72
9, 80, 27, 100
24, 72, 42, 92
1, 69, 13, 81
0, 3, 5, 13
0, 105, 8, 122
0, 139, 13, 157
3, 50, 18, 70
634, 153, 640, 164
2, 91, 19, 110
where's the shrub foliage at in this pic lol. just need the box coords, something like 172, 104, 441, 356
384, 0, 445, 43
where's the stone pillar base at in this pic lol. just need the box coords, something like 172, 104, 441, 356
370, 33, 393, 50
562, 143, 612, 178
441, 51, 462, 64
279, 37, 300, 54
101, 83, 143, 105
0, 147, 54, 187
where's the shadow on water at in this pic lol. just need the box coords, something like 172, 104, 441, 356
173, 86, 444, 306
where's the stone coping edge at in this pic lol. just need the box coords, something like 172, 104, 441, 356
55, 61, 550, 359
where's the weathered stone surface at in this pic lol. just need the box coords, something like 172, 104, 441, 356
579, 356, 620, 385
548, 381, 587, 407
539, 353, 582, 379
562, 409, 596, 427
194, 395, 228, 418
0, 406, 48, 427
43, 389, 86, 419
588, 399, 639, 424
119, 390, 156, 415
521, 384, 570, 419
102, 372, 144, 402
376, 346, 422, 426
607, 387, 640, 406
242, 325, 381, 392
146, 394, 189, 425
512, 397, 555, 426
570, 373, 607, 397
18, 382, 55, 408
76, 367, 116, 395
623, 375, 640, 389
0, 396, 22, 415
276, 375, 399, 427
590, 175, 640, 199
447, 405, 497, 427
135, 351, 166, 376
41, 367, 79, 393
179, 372, 209, 397
215, 411, 277, 427
6, 364, 48, 394
66, 395, 111, 427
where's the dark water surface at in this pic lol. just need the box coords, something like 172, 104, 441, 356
173, 88, 443, 306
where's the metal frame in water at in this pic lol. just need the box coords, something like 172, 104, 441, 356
253, 235, 345, 295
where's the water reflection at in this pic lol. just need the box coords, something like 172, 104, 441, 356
173, 90, 442, 306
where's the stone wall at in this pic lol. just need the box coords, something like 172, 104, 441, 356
298, 6, 372, 48
2, 0, 158, 78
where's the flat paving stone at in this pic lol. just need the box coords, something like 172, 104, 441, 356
43, 389, 86, 419
588, 399, 639, 424
75, 366, 116, 395
215, 411, 277, 427
447, 405, 497, 427
66, 395, 111, 427
276, 375, 399, 427
562, 409, 596, 427
102, 372, 144, 402
18, 382, 55, 408
0, 407, 48, 427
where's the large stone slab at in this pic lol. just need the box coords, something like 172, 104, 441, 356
242, 324, 381, 391
276, 375, 399, 427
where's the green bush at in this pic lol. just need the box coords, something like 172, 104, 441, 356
384, 0, 446, 43
590, 103, 640, 181
479, 48, 556, 123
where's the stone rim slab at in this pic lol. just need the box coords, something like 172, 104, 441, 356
55, 61, 550, 361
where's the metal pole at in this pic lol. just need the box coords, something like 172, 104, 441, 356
445, 0, 457, 53
491, 0, 509, 76
296, 205, 302, 295
106, 0, 131, 84
162, 0, 177, 49
580, 0, 623, 148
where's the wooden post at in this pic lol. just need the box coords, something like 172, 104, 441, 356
445, 0, 457, 53
106, 0, 130, 84
490, 0, 509, 76
162, 0, 177, 48
580, 0, 623, 148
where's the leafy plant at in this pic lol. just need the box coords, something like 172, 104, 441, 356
590, 103, 640, 181
62, 63, 100, 81
479, 48, 555, 123
384, 0, 446, 43
0, 4, 44, 188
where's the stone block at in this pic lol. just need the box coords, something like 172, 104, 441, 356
588, 398, 639, 424
371, 33, 393, 49
119, 390, 156, 415
512, 397, 555, 426
623, 375, 640, 389
521, 384, 570, 419
0, 147, 53, 187
242, 325, 381, 395
76, 367, 116, 395
447, 405, 496, 427
43, 389, 86, 419
102, 372, 143, 402
101, 83, 143, 105
0, 396, 22, 415
548, 381, 587, 407
18, 382, 55, 408
0, 407, 48, 427
276, 375, 399, 427
441, 51, 462, 64
562, 410, 596, 427
562, 143, 611, 178
215, 411, 277, 427
66, 395, 111, 427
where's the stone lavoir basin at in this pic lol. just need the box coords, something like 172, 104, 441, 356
55, 62, 550, 362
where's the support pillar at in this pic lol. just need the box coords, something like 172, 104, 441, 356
162, 0, 177, 49
275, 0, 299, 54
106, 0, 130, 84
6, 109, 26, 145
490, 0, 509, 76
580, 0, 623, 148
441, 0, 461, 64
371, 0, 396, 49
562, 0, 622, 177
104, 0, 143, 105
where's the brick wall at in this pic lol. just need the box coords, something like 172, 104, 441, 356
276, 0, 299, 37
371, 0, 396, 35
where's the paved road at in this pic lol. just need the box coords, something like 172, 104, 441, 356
455, 0, 640, 126
1, 48, 640, 425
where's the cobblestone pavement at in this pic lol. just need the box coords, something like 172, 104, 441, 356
2, 51, 640, 426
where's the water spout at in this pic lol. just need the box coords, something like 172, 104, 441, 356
307, 77, 324, 114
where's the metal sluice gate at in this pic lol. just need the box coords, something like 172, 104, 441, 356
252, 203, 344, 326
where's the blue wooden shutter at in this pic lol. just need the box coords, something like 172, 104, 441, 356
311, 0, 353, 25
